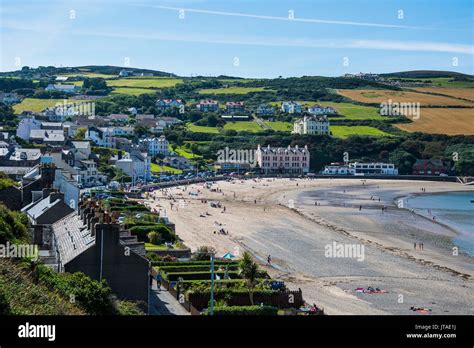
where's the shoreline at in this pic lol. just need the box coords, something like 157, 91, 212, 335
149, 178, 474, 315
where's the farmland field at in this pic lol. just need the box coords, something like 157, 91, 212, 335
106, 78, 183, 88
63, 72, 117, 79
395, 108, 474, 135
111, 87, 157, 96
264, 121, 292, 132
223, 121, 263, 132
331, 126, 391, 139
336, 89, 474, 106
13, 98, 91, 113
198, 87, 273, 94
389, 77, 474, 88
319, 102, 387, 120
186, 123, 220, 134
411, 87, 474, 101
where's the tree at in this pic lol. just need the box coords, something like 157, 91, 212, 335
147, 231, 162, 245
238, 252, 259, 305
193, 246, 216, 261
74, 128, 87, 140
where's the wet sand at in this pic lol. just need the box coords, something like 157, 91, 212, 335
148, 178, 474, 315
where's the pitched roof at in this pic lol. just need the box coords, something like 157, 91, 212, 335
51, 212, 95, 265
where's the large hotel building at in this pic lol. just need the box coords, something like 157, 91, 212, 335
255, 145, 310, 174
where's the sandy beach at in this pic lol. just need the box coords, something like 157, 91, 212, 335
147, 178, 474, 315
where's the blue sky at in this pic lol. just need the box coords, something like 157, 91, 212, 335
1, 0, 473, 77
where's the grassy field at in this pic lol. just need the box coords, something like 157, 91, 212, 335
264, 121, 293, 132
150, 163, 183, 174
172, 145, 203, 159
13, 98, 91, 113
223, 121, 263, 132
412, 87, 474, 101
186, 123, 220, 134
106, 78, 183, 88
320, 102, 387, 120
198, 87, 273, 94
111, 87, 157, 96
390, 77, 474, 88
331, 126, 391, 139
395, 108, 474, 135
63, 72, 117, 79
336, 89, 474, 106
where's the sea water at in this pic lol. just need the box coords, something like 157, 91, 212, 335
405, 191, 474, 256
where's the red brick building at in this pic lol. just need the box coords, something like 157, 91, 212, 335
412, 159, 451, 176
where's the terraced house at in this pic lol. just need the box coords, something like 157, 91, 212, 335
256, 144, 310, 174
156, 98, 184, 112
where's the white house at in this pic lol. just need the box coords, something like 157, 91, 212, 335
307, 104, 337, 115
322, 162, 398, 176
256, 144, 310, 174
139, 135, 169, 157
293, 115, 330, 135
116, 148, 151, 182
16, 116, 41, 140
281, 101, 302, 114
86, 126, 133, 148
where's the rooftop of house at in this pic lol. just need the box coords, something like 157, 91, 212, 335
29, 129, 65, 142
51, 212, 95, 265
258, 144, 309, 155
0, 147, 42, 161
22, 195, 62, 220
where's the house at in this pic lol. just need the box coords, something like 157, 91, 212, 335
256, 104, 275, 116
119, 69, 131, 77
155, 99, 184, 112
106, 114, 129, 125
281, 101, 302, 114
197, 100, 219, 112
16, 116, 41, 140
0, 92, 20, 105
116, 147, 151, 182
65, 140, 92, 161
44, 101, 95, 122
86, 126, 133, 148
0, 145, 41, 167
113, 137, 133, 152
293, 115, 330, 135
29, 129, 65, 145
22, 191, 74, 227
256, 145, 310, 174
307, 104, 337, 115
128, 107, 138, 115
46, 200, 149, 306
135, 114, 155, 121
139, 135, 169, 157
45, 84, 80, 93
162, 156, 194, 170
225, 102, 245, 114
350, 162, 398, 175
412, 159, 451, 176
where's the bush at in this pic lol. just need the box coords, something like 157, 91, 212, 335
0, 204, 29, 244
147, 231, 162, 245
0, 289, 10, 315
203, 305, 278, 315
129, 224, 175, 243
165, 271, 240, 281
36, 265, 116, 315
193, 246, 216, 260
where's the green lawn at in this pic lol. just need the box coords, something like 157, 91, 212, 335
186, 123, 220, 134
144, 243, 169, 251
111, 87, 157, 96
331, 126, 391, 139
319, 102, 386, 120
13, 98, 91, 113
223, 121, 263, 132
264, 121, 293, 132
172, 145, 203, 159
106, 78, 183, 88
198, 87, 273, 94
150, 163, 183, 174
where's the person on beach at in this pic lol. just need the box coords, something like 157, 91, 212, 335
359, 205, 362, 211
414, 242, 417, 250
267, 255, 272, 265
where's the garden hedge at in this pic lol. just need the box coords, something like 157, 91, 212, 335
202, 305, 278, 316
